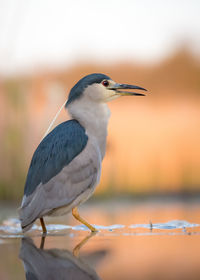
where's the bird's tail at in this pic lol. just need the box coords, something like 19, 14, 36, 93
19, 187, 46, 233
18, 207, 35, 233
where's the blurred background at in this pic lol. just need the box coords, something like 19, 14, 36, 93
0, 0, 200, 201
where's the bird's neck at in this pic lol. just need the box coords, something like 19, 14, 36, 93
67, 100, 111, 159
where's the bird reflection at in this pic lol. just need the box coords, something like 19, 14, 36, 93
19, 233, 106, 280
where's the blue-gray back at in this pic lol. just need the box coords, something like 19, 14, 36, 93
24, 120, 88, 196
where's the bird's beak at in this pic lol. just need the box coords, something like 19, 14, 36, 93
110, 83, 147, 96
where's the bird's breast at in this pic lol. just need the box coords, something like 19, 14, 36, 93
68, 100, 110, 159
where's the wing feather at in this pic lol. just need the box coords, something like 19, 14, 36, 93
24, 119, 88, 196
20, 120, 101, 231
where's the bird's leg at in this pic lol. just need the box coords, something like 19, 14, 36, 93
72, 207, 97, 232
73, 231, 96, 257
40, 217, 47, 235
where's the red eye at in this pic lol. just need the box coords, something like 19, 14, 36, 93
102, 80, 109, 87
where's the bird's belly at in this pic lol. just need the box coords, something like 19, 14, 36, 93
47, 184, 96, 217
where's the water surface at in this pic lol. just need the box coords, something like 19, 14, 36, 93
0, 199, 200, 280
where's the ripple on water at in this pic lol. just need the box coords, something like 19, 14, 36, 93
0, 218, 199, 238
130, 220, 200, 230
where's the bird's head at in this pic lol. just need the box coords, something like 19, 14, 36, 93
66, 73, 147, 106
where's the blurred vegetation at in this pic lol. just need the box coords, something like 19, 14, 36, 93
0, 47, 200, 201
0, 80, 27, 199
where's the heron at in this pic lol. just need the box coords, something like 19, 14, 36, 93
19, 73, 147, 234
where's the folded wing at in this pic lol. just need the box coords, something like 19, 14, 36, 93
20, 120, 101, 231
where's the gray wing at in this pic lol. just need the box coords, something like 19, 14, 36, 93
40, 138, 100, 212
20, 122, 101, 231
24, 119, 88, 196
20, 139, 101, 230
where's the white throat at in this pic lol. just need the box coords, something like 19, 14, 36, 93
67, 96, 111, 159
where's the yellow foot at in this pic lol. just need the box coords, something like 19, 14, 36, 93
72, 207, 97, 232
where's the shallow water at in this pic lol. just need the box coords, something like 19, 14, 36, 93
0, 199, 200, 280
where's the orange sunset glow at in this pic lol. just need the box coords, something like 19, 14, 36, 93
0, 49, 200, 199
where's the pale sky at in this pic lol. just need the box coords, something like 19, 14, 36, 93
0, 0, 200, 76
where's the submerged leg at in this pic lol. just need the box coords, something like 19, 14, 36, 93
40, 217, 47, 234
72, 207, 97, 232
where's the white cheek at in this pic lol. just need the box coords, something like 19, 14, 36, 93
105, 93, 120, 102
84, 84, 119, 102
85, 84, 102, 101
98, 85, 119, 102
101, 86, 111, 99
102, 87, 120, 101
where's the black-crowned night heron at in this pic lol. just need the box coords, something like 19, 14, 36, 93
19, 73, 147, 234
